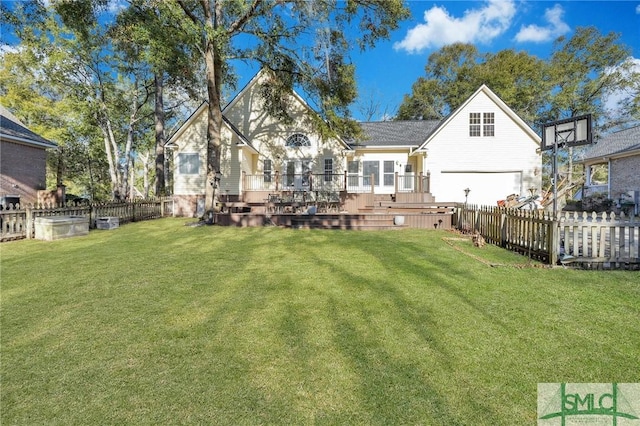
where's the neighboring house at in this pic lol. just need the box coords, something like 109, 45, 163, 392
0, 105, 57, 206
580, 125, 640, 209
168, 70, 541, 216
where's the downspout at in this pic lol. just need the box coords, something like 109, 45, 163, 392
607, 159, 611, 198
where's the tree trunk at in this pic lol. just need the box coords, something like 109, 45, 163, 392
99, 119, 120, 199
129, 155, 135, 199
56, 146, 64, 186
154, 72, 166, 196
122, 80, 141, 199
202, 6, 224, 218
142, 151, 151, 198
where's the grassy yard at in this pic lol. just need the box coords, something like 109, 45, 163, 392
1, 218, 638, 425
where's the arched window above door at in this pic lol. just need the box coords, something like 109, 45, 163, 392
286, 133, 311, 147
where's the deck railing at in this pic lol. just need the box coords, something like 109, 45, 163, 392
243, 171, 431, 194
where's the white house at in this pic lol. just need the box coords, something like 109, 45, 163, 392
168, 70, 541, 216
413, 85, 542, 205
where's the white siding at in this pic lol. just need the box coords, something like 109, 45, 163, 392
172, 108, 241, 196
171, 109, 207, 196
424, 91, 541, 203
224, 71, 346, 178
442, 172, 523, 205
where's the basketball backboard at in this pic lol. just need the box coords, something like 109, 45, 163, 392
541, 114, 592, 151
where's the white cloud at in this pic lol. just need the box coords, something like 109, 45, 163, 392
0, 44, 20, 57
603, 57, 640, 115
394, 0, 516, 53
107, 0, 128, 14
636, 4, 640, 14
514, 4, 570, 43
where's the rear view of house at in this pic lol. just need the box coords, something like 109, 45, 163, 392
1, 105, 57, 207
167, 70, 541, 217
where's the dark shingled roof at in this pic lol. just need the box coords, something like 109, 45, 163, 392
582, 125, 640, 161
0, 105, 57, 148
353, 120, 441, 148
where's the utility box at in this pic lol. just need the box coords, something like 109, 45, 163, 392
96, 216, 119, 230
34, 216, 89, 240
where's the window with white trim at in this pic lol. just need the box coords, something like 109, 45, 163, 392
347, 160, 359, 187
324, 158, 333, 182
177, 153, 200, 175
363, 161, 379, 187
383, 161, 394, 186
469, 113, 481, 137
263, 159, 272, 183
286, 133, 311, 147
470, 112, 495, 137
483, 112, 495, 136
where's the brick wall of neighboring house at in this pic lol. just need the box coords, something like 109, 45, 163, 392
610, 155, 640, 199
0, 140, 48, 206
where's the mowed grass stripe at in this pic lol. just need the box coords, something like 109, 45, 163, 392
1, 218, 638, 424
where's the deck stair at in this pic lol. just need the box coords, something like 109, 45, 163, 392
290, 214, 404, 230
218, 192, 455, 229
360, 194, 453, 216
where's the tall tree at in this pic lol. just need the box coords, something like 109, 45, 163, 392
473, 49, 549, 126
1, 2, 113, 200
3, 1, 157, 200
111, 2, 202, 196
546, 27, 630, 125
397, 43, 549, 124
545, 27, 630, 186
397, 43, 481, 120
160, 0, 409, 215
398, 28, 632, 132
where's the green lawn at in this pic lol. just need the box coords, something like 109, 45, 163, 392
1, 218, 638, 425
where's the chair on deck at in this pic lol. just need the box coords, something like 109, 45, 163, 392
316, 191, 328, 213
266, 194, 281, 214
327, 192, 341, 213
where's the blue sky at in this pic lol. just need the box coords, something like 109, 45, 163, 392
2, 0, 639, 122
342, 0, 640, 121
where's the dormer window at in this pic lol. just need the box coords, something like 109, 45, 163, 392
286, 133, 311, 147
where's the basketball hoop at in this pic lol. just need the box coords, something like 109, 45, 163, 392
541, 114, 593, 218
541, 114, 592, 151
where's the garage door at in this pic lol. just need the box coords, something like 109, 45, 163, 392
439, 171, 522, 206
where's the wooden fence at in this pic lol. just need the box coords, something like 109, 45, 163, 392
0, 198, 173, 242
456, 205, 640, 269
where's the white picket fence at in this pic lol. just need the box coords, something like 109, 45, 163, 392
558, 211, 639, 268
457, 206, 640, 269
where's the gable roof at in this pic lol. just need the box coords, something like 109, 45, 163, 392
0, 104, 57, 149
414, 84, 540, 153
223, 68, 352, 151
355, 120, 440, 148
167, 101, 259, 154
581, 125, 640, 162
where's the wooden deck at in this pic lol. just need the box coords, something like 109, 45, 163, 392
215, 211, 453, 230
214, 193, 456, 230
